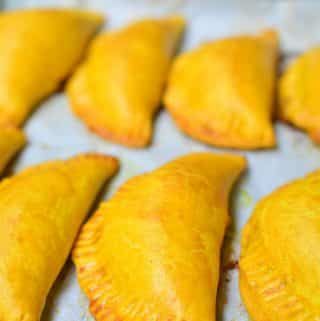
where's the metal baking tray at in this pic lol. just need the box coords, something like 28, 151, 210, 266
4, 1, 320, 320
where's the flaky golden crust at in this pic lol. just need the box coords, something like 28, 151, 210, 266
73, 152, 246, 321
167, 110, 274, 149
0, 153, 118, 321
73, 209, 111, 320
0, 8, 104, 126
67, 16, 185, 148
279, 47, 320, 143
164, 29, 278, 149
67, 65, 151, 148
240, 170, 320, 321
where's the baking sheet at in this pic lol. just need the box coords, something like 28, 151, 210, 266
4, 1, 320, 320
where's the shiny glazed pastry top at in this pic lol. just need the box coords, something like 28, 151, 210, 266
279, 47, 320, 143
164, 29, 278, 149
0, 8, 104, 125
0, 153, 118, 321
67, 16, 185, 147
73, 152, 246, 321
240, 169, 320, 321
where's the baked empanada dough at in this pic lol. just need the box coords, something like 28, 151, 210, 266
0, 125, 25, 173
0, 153, 118, 321
0, 8, 104, 125
164, 29, 278, 149
279, 47, 320, 142
73, 152, 246, 321
67, 16, 185, 147
240, 170, 320, 321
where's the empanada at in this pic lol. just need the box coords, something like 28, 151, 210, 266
279, 47, 320, 142
0, 8, 104, 126
0, 125, 25, 173
67, 16, 185, 147
164, 29, 278, 149
73, 152, 246, 321
240, 170, 320, 321
0, 153, 118, 321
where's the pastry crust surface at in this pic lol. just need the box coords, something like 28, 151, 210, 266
0, 124, 25, 173
73, 152, 246, 321
240, 170, 320, 321
279, 47, 320, 143
67, 16, 185, 147
0, 8, 104, 125
0, 153, 118, 321
164, 29, 278, 149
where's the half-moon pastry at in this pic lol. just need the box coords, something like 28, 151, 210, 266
67, 16, 185, 147
0, 153, 118, 321
0, 125, 25, 173
164, 29, 278, 149
240, 170, 320, 321
73, 152, 246, 321
0, 8, 104, 126
279, 47, 320, 143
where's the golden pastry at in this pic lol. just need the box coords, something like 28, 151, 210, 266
73, 152, 246, 321
0, 125, 25, 173
67, 16, 185, 147
240, 170, 320, 321
0, 153, 118, 321
164, 29, 278, 149
0, 8, 104, 126
279, 47, 320, 142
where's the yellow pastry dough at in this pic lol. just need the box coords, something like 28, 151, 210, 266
164, 29, 278, 149
0, 125, 25, 173
73, 152, 246, 321
67, 16, 185, 147
279, 47, 320, 143
0, 8, 104, 126
0, 153, 118, 321
240, 170, 320, 321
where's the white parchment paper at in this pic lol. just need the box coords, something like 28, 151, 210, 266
4, 1, 320, 320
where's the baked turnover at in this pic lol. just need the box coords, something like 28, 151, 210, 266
74, 152, 246, 321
